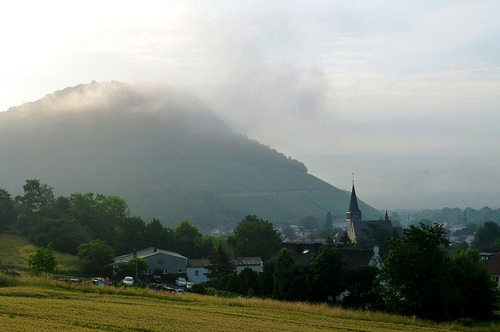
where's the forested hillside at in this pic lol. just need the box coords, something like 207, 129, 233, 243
0, 81, 381, 228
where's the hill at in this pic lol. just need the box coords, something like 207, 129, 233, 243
0, 233, 80, 273
0, 81, 381, 228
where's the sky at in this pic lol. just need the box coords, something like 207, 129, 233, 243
1, 0, 499, 210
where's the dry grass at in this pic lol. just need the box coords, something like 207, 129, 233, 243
1, 276, 498, 332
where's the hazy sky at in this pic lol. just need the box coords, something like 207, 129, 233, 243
1, 0, 499, 209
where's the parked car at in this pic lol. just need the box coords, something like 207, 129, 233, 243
123, 276, 134, 286
175, 277, 187, 287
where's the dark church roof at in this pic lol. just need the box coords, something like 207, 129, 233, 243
348, 184, 361, 214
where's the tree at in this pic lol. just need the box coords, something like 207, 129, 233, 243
324, 211, 333, 229
144, 218, 174, 250
206, 242, 235, 281
18, 179, 55, 213
272, 248, 296, 300
16, 179, 55, 233
377, 223, 456, 321
306, 246, 346, 302
29, 242, 58, 282
449, 249, 498, 320
173, 220, 213, 258
472, 221, 499, 250
117, 257, 148, 280
77, 240, 115, 277
342, 266, 380, 309
115, 216, 146, 254
229, 215, 282, 260
0, 188, 15, 229
28, 216, 91, 254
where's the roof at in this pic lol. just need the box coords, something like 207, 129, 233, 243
272, 242, 375, 270
340, 248, 374, 270
348, 184, 361, 214
487, 253, 500, 275
351, 219, 395, 242
114, 247, 187, 264
187, 257, 262, 268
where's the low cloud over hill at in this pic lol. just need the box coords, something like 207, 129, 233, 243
0, 81, 380, 228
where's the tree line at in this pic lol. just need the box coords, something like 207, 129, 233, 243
0, 179, 218, 257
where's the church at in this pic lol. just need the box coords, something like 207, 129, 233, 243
346, 182, 399, 248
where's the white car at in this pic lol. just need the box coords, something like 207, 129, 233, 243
123, 276, 134, 286
175, 277, 187, 287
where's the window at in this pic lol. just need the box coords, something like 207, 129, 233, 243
195, 270, 199, 277
163, 269, 168, 274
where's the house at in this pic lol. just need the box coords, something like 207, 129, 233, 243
186, 257, 263, 283
487, 252, 500, 287
273, 242, 379, 269
112, 247, 188, 277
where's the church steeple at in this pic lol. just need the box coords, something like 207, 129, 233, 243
346, 182, 362, 222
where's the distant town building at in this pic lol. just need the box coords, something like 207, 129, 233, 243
346, 182, 401, 248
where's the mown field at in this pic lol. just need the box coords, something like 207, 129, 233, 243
1, 277, 498, 332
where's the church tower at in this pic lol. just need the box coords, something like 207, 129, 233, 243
346, 182, 362, 242
346, 183, 362, 222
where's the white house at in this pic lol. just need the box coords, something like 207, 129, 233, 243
112, 247, 188, 276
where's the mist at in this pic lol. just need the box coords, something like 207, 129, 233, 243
1, 1, 499, 209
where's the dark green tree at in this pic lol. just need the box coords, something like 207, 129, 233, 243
144, 218, 174, 250
377, 223, 456, 321
342, 265, 380, 309
173, 220, 213, 258
206, 242, 235, 281
450, 249, 498, 320
28, 216, 91, 254
229, 215, 282, 260
16, 179, 55, 233
29, 242, 58, 282
0, 188, 16, 229
307, 246, 346, 303
472, 221, 499, 251
258, 259, 276, 296
324, 211, 333, 229
238, 267, 259, 295
115, 216, 146, 254
77, 240, 115, 277
272, 248, 295, 300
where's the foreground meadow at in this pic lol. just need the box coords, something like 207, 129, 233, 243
1, 278, 497, 332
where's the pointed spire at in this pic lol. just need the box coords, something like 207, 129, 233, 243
346, 178, 362, 222
385, 209, 389, 220
348, 183, 361, 214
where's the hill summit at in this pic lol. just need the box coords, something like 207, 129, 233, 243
0, 81, 380, 228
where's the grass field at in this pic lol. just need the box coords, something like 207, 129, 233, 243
1, 276, 498, 332
0, 233, 81, 273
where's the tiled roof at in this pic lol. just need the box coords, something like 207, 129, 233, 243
187, 257, 262, 268
487, 253, 500, 275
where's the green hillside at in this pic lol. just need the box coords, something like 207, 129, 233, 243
0, 82, 382, 228
0, 234, 80, 273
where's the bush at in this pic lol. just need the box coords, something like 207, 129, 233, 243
191, 283, 205, 294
